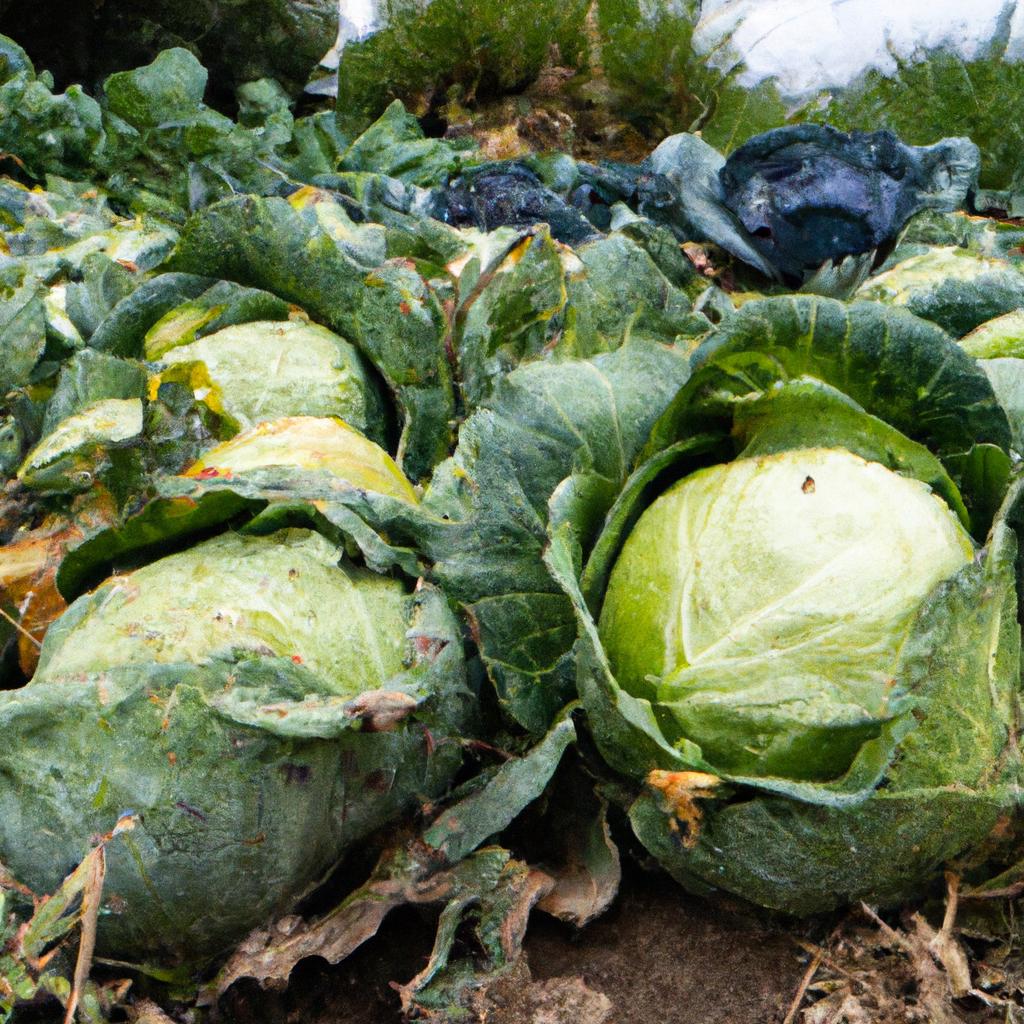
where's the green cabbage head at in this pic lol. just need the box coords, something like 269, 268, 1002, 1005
600, 447, 974, 782
545, 296, 1022, 913
0, 524, 470, 965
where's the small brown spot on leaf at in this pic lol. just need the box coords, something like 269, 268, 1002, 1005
412, 634, 448, 661
345, 690, 418, 731
802, 476, 815, 494
175, 802, 207, 823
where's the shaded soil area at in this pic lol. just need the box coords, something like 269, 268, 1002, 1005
218, 865, 810, 1024
522, 872, 804, 1024
214, 860, 1023, 1024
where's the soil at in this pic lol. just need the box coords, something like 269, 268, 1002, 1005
218, 864, 813, 1024
214, 857, 1023, 1024
522, 871, 805, 1024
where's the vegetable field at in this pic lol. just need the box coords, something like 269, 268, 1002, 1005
3, 3, 1024, 1021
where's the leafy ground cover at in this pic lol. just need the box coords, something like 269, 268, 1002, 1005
4, 7, 1024, 1023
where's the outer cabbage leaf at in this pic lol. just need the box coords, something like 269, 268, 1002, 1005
17, 398, 144, 493
0, 276, 45, 393
960, 310, 1024, 359
55, 415, 423, 598
88, 274, 214, 356
959, 313, 1024, 453
421, 340, 692, 732
563, 231, 708, 353
185, 417, 419, 504
62, 253, 138, 341
142, 281, 291, 360
648, 295, 1011, 466
103, 47, 208, 128
42, 350, 148, 434
454, 228, 566, 407
640, 131, 780, 279
339, 100, 468, 187
856, 248, 1024, 338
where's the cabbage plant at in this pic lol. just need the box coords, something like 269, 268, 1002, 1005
439, 294, 1023, 913
150, 318, 387, 438
856, 246, 1024, 338
0, 418, 473, 964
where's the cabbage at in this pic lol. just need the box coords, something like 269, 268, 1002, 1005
856, 247, 1024, 336
551, 298, 1023, 913
599, 448, 974, 780
35, 530, 408, 689
0, 527, 470, 963
154, 319, 387, 441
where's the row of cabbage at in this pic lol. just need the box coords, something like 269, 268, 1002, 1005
3, 31, 1024, 1020
18, 0, 1023, 197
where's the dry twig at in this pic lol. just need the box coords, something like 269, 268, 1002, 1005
782, 949, 823, 1024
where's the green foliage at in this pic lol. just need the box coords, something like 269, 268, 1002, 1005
856, 247, 1024, 338
3, 22, 1024, 1014
0, 34, 355, 218
4, 530, 471, 963
530, 295, 1022, 911
334, 0, 590, 130
0, 275, 46, 393
339, 100, 468, 186
422, 342, 692, 732
167, 191, 456, 480
819, 46, 1024, 190
596, 0, 788, 145
104, 47, 209, 127
593, 3, 1024, 189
